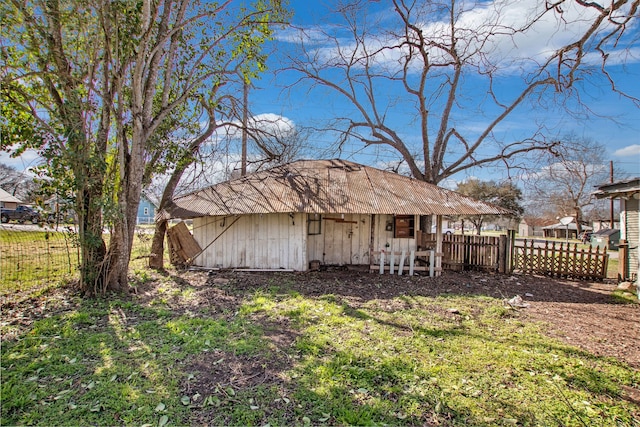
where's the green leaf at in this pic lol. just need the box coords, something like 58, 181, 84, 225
155, 402, 165, 412
158, 415, 169, 427
181, 396, 190, 405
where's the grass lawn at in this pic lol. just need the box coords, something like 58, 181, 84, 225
1, 269, 638, 426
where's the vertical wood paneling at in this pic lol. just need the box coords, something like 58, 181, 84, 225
192, 213, 305, 270
625, 199, 639, 279
195, 213, 425, 270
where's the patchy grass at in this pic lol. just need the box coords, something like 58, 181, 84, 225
240, 288, 638, 426
611, 288, 639, 304
2, 272, 638, 426
0, 230, 79, 296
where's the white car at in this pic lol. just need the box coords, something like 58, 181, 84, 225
431, 225, 455, 234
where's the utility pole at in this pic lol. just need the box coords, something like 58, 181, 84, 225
241, 80, 248, 176
610, 161, 615, 229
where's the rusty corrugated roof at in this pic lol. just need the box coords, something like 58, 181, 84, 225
164, 159, 510, 218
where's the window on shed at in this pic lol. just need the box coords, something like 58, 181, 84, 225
394, 215, 414, 238
308, 214, 322, 235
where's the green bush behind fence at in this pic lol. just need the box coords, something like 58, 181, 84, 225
0, 227, 153, 296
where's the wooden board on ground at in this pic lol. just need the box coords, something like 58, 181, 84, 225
167, 221, 202, 265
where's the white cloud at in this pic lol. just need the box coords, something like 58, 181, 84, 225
290, 0, 639, 74
613, 144, 640, 157
221, 113, 296, 139
0, 149, 42, 174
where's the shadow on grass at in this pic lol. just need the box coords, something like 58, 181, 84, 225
2, 268, 637, 426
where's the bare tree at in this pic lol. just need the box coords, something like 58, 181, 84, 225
280, 0, 639, 185
148, 94, 309, 269
524, 136, 611, 233
0, 164, 37, 201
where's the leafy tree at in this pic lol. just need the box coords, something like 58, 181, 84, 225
281, 0, 638, 185
455, 179, 524, 235
2, 0, 288, 294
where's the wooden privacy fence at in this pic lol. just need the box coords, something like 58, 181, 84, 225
418, 233, 510, 273
513, 239, 609, 281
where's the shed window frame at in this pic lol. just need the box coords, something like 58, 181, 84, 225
393, 215, 415, 239
308, 215, 322, 235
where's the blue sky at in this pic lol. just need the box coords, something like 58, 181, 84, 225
2, 0, 639, 185
248, 0, 640, 183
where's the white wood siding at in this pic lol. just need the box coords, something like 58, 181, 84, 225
191, 213, 420, 270
307, 214, 371, 265
192, 213, 307, 270
371, 214, 418, 254
623, 198, 639, 280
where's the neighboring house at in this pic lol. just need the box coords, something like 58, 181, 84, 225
592, 219, 620, 232
164, 159, 507, 272
0, 188, 23, 210
594, 178, 640, 282
542, 222, 592, 239
137, 194, 158, 225
519, 217, 557, 237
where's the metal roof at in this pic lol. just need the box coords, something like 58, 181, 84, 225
164, 159, 510, 219
594, 177, 640, 198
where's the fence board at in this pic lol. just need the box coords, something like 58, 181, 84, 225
418, 233, 501, 272
513, 239, 608, 281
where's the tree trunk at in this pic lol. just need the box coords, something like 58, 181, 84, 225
105, 132, 146, 292
77, 187, 107, 296
148, 102, 218, 269
105, 184, 142, 292
148, 162, 190, 269
149, 218, 168, 269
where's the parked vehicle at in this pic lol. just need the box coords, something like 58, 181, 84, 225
0, 205, 41, 224
431, 225, 455, 235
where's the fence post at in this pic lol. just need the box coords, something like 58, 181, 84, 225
429, 250, 435, 277
389, 251, 395, 275
398, 251, 406, 276
618, 239, 628, 281
498, 234, 507, 274
409, 250, 415, 276
508, 230, 516, 273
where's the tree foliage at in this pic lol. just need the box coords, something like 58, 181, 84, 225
455, 179, 524, 234
1, 0, 289, 294
281, 0, 639, 185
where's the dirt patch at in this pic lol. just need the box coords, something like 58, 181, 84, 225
3, 268, 638, 369
189, 267, 640, 368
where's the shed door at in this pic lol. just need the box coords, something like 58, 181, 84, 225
307, 214, 370, 265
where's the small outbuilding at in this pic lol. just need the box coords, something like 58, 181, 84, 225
164, 159, 508, 273
590, 228, 620, 251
